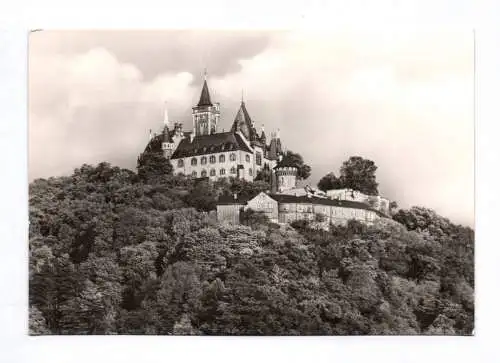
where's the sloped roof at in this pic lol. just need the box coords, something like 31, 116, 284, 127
197, 79, 213, 106
217, 193, 253, 205
143, 134, 163, 153
268, 137, 282, 160
231, 101, 258, 141
171, 131, 253, 159
267, 194, 385, 216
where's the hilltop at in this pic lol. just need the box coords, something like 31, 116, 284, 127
29, 162, 474, 335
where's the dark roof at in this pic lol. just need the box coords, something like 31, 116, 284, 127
231, 102, 258, 141
197, 79, 213, 106
217, 193, 253, 205
274, 158, 298, 169
267, 194, 385, 216
171, 131, 253, 159
268, 137, 282, 160
143, 134, 163, 153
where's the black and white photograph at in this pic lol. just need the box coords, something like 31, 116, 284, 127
28, 29, 474, 336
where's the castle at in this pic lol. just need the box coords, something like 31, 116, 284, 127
143, 74, 391, 228
144, 74, 283, 182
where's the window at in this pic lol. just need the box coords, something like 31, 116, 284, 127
191, 158, 197, 166
219, 154, 225, 163
210, 169, 216, 176
201, 156, 207, 165
230, 167, 236, 174
256, 152, 262, 166
177, 159, 184, 167
201, 170, 207, 177
230, 153, 236, 161
245, 154, 250, 163
249, 168, 253, 176
191, 171, 197, 177
209, 155, 216, 164
220, 168, 226, 176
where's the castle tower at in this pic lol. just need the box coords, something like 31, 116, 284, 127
268, 129, 283, 160
273, 156, 298, 193
192, 72, 220, 137
231, 99, 258, 142
160, 102, 176, 158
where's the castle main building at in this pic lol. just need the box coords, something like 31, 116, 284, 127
144, 75, 283, 181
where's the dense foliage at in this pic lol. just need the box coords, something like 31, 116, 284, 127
280, 150, 312, 180
29, 162, 473, 335
318, 156, 379, 195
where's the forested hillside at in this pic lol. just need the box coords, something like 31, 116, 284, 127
29, 162, 474, 335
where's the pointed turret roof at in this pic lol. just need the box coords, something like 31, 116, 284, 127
197, 79, 213, 107
231, 101, 258, 141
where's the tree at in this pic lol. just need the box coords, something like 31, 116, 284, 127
280, 150, 311, 180
255, 164, 272, 184
137, 150, 173, 184
317, 172, 342, 192
339, 156, 378, 195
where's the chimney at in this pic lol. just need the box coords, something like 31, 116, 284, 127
261, 124, 265, 134
233, 193, 237, 200
190, 132, 195, 142
276, 128, 280, 139
149, 129, 152, 141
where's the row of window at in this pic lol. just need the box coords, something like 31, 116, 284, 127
191, 167, 253, 178
177, 153, 253, 168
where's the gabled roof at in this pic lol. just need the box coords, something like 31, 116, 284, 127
197, 79, 213, 107
171, 131, 253, 159
231, 101, 258, 141
217, 193, 254, 205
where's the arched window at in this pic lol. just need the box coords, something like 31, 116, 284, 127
245, 154, 250, 163
230, 167, 236, 174
209, 155, 216, 164
210, 169, 216, 176
230, 153, 236, 161
191, 171, 197, 177
177, 159, 184, 168
220, 168, 226, 176
249, 168, 253, 176
191, 157, 197, 166
201, 170, 207, 177
219, 154, 225, 163
201, 156, 207, 165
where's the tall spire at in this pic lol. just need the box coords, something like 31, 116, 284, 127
163, 101, 169, 127
197, 70, 212, 106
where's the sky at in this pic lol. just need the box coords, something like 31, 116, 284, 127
28, 29, 474, 226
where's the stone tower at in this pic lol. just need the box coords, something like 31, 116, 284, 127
192, 73, 220, 137
272, 154, 298, 193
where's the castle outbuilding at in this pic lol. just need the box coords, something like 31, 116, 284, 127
217, 162, 389, 229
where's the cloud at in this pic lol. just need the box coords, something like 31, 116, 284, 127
29, 30, 474, 225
